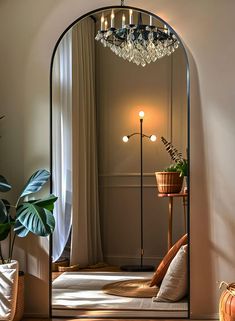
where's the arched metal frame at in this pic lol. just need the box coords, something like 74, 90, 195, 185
49, 5, 190, 319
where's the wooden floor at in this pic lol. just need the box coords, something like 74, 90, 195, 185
22, 319, 212, 321
23, 319, 199, 321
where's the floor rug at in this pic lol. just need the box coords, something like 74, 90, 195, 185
103, 279, 158, 298
52, 271, 188, 318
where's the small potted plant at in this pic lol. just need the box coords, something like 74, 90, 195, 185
155, 137, 188, 194
0, 169, 57, 321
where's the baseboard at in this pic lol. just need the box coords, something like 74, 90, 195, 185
104, 255, 162, 267
52, 309, 188, 318
190, 312, 219, 319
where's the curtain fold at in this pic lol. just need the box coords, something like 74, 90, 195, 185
70, 18, 103, 266
52, 30, 72, 262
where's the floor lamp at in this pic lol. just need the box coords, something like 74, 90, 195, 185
121, 111, 157, 272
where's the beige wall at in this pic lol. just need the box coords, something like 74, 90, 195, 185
0, 0, 234, 318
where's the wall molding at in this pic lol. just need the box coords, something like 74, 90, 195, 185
99, 172, 157, 188
100, 184, 157, 188
99, 172, 156, 177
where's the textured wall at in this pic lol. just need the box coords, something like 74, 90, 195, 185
0, 0, 235, 318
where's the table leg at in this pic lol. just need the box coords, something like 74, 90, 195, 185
183, 196, 187, 233
168, 197, 173, 250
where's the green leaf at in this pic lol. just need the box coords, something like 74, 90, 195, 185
15, 202, 55, 237
0, 222, 14, 241
32, 194, 58, 212
19, 169, 50, 198
0, 175, 12, 192
0, 200, 8, 223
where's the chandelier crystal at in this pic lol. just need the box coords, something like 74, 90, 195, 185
95, 10, 180, 67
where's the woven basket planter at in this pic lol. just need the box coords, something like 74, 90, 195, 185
219, 282, 235, 321
13, 273, 24, 321
0, 260, 19, 321
155, 172, 183, 194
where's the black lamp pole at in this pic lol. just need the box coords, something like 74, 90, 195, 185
121, 113, 155, 272
140, 117, 144, 268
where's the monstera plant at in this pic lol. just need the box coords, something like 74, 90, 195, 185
0, 169, 57, 321
0, 169, 57, 264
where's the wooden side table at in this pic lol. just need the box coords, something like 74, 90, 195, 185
158, 192, 187, 250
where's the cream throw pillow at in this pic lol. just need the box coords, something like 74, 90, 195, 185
153, 245, 188, 302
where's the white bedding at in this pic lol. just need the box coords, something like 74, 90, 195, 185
52, 271, 188, 317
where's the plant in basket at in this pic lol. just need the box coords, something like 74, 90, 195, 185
0, 169, 57, 321
155, 137, 188, 194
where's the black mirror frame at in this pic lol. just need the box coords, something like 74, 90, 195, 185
49, 5, 190, 319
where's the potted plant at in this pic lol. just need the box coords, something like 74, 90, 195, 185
0, 169, 57, 321
155, 137, 188, 194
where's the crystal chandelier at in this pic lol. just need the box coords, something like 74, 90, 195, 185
95, 9, 180, 67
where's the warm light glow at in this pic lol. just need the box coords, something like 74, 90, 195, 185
111, 10, 115, 28
139, 111, 145, 119
122, 14, 126, 28
129, 9, 133, 24
150, 135, 157, 142
101, 13, 105, 30
164, 24, 168, 34
122, 136, 129, 143
104, 19, 108, 30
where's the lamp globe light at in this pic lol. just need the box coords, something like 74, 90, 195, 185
122, 136, 129, 143
150, 135, 157, 142
139, 111, 145, 119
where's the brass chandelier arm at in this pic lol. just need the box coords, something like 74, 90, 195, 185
126, 132, 153, 139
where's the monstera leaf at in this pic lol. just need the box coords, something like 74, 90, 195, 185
15, 202, 55, 237
13, 220, 30, 238
19, 169, 50, 198
30, 194, 58, 212
0, 175, 11, 192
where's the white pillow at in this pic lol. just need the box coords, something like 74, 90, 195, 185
153, 244, 188, 302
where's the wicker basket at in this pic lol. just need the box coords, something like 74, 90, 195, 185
13, 273, 24, 321
58, 264, 79, 272
52, 257, 69, 272
155, 172, 183, 194
219, 282, 235, 321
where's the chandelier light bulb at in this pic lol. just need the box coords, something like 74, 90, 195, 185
122, 14, 126, 28
150, 135, 157, 142
104, 19, 108, 30
111, 10, 115, 28
129, 9, 133, 24
122, 136, 129, 143
101, 13, 105, 30
139, 111, 145, 119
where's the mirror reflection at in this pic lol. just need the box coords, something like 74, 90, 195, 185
51, 6, 189, 318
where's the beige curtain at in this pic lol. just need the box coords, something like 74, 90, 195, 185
70, 18, 103, 266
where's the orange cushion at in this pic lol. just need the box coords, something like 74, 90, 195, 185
149, 234, 188, 287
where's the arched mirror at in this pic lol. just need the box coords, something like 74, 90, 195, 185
50, 4, 189, 319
